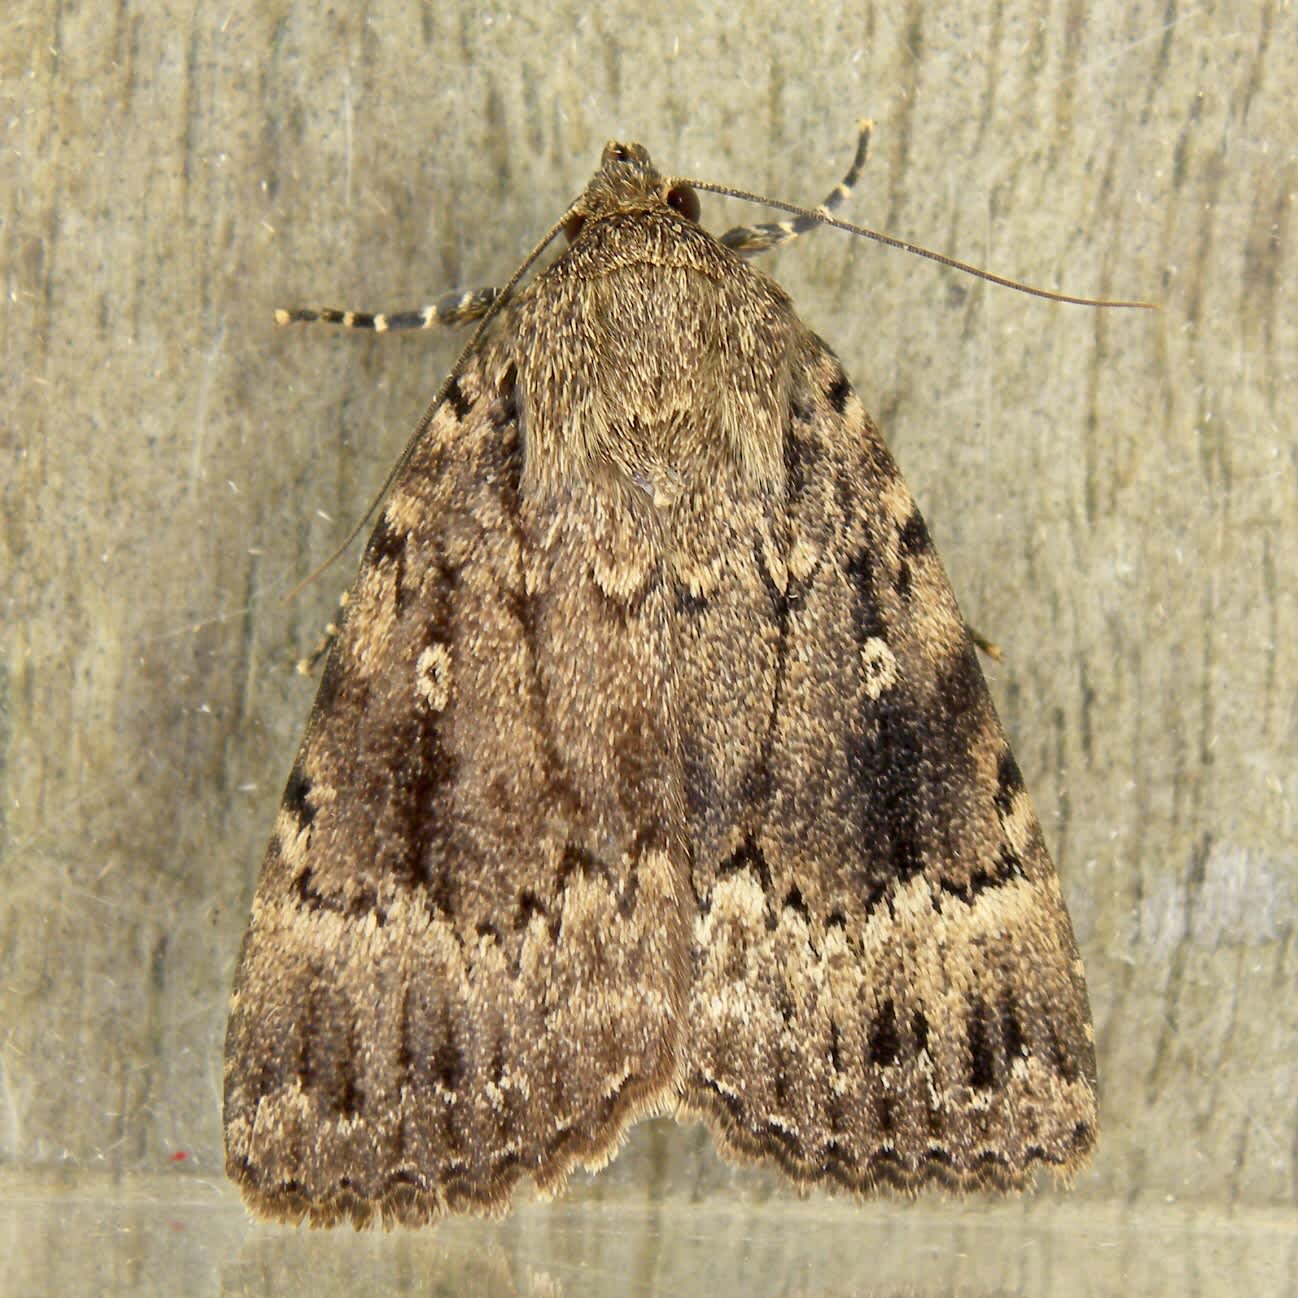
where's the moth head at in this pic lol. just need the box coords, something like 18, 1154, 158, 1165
563, 141, 702, 243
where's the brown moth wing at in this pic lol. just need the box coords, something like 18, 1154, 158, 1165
223, 343, 692, 1227
675, 333, 1097, 1194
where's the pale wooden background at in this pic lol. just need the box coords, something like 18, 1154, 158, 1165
2, 0, 1295, 1291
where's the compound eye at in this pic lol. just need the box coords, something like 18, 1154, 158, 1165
609, 143, 631, 162
666, 184, 701, 223
564, 212, 587, 243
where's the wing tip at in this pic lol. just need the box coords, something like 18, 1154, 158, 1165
676, 1079, 1097, 1201
224, 1066, 680, 1230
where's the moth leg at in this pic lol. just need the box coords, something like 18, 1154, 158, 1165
274, 286, 499, 333
295, 590, 348, 677
719, 120, 872, 257
968, 624, 1003, 661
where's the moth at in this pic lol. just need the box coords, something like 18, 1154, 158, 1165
225, 124, 1106, 1228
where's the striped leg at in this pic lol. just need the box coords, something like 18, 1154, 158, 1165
719, 121, 872, 257
295, 591, 350, 677
274, 286, 499, 332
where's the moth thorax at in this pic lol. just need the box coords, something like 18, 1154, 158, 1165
570, 264, 791, 488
